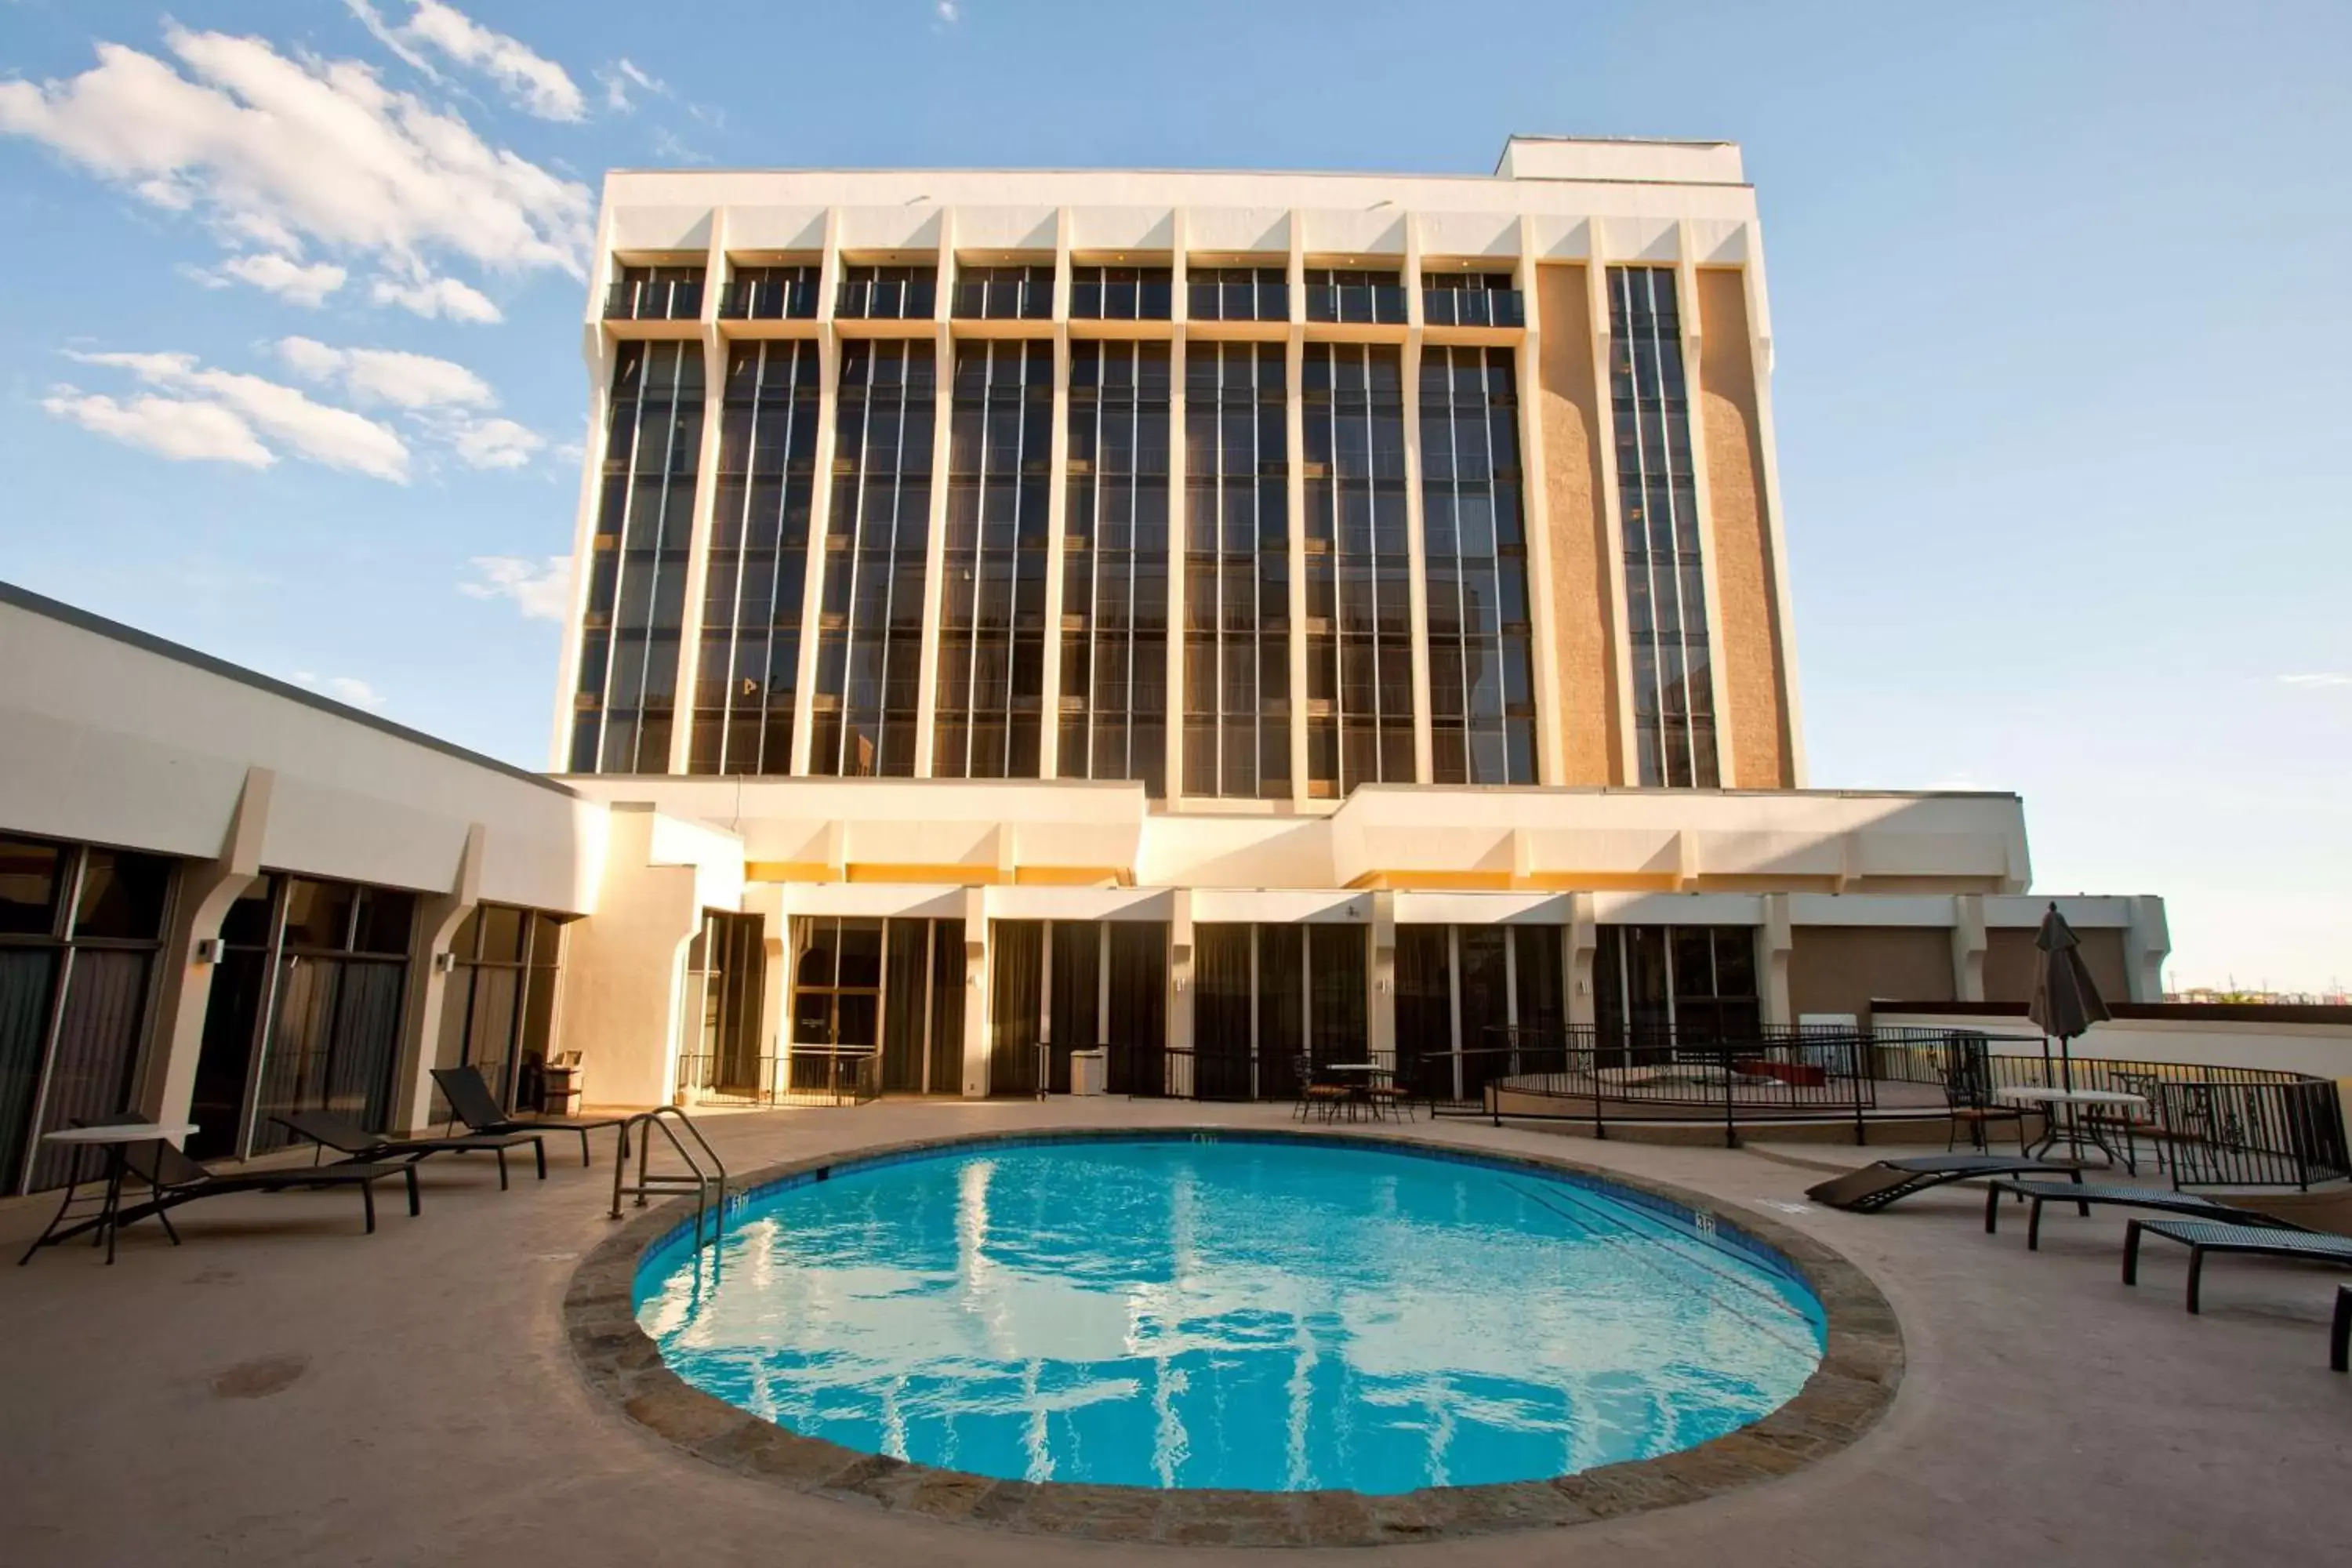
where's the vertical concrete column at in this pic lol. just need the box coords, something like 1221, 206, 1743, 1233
137, 767, 273, 1126
1163, 208, 1190, 801
1584, 234, 1639, 783
391, 823, 485, 1134
1676, 226, 1737, 782
913, 209, 958, 777
1401, 216, 1435, 782
667, 209, 733, 775
1512, 216, 1568, 786
1566, 891, 1599, 1028
789, 209, 845, 777
1951, 893, 1989, 1003
739, 882, 788, 1091
2124, 895, 2171, 1003
1038, 208, 1076, 781
1759, 891, 1794, 1029
960, 885, 990, 1096
1737, 238, 1808, 786
1284, 288, 1311, 799
555, 805, 702, 1109
1368, 889, 1397, 1069
552, 203, 624, 770
1167, 889, 1196, 1068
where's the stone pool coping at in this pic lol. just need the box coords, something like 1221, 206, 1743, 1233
564, 1126, 1904, 1548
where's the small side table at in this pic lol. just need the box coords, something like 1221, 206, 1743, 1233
18, 1123, 199, 1267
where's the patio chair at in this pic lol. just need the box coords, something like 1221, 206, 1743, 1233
1982, 1179, 2307, 1251
1938, 1041, 2026, 1154
2122, 1218, 2352, 1313
430, 1065, 630, 1167
109, 1139, 416, 1249
270, 1111, 547, 1189
1291, 1055, 1348, 1123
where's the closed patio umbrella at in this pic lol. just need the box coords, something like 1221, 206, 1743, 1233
2029, 901, 2111, 1094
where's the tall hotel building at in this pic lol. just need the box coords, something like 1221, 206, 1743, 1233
0, 139, 2172, 1182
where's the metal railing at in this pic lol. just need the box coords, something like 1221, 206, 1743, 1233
1188, 281, 1290, 322
609, 1106, 728, 1249
1421, 287, 1526, 328
1070, 280, 1173, 321
2148, 1079, 2350, 1189
673, 1048, 877, 1108
717, 278, 818, 320
1305, 284, 1406, 325
604, 278, 703, 321
837, 278, 936, 320
1105, 1043, 1261, 1102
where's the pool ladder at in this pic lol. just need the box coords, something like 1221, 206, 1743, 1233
609, 1106, 730, 1250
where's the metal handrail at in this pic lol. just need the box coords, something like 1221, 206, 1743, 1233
609, 1105, 730, 1250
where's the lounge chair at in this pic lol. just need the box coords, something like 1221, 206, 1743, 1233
1983, 1179, 2307, 1250
1806, 1153, 2084, 1212
430, 1065, 630, 1167
2122, 1218, 2352, 1312
2332, 1285, 2350, 1374
270, 1111, 547, 1189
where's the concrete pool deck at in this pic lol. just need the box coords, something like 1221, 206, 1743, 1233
2, 1098, 2347, 1564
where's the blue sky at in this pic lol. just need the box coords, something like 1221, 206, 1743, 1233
2, 2, 2347, 991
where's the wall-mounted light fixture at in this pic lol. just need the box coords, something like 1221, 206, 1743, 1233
193, 938, 221, 966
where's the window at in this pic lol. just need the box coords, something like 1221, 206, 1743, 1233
1594, 924, 1759, 1047
1303, 343, 1411, 794
1181, 342, 1290, 798
811, 340, 934, 775
720, 263, 819, 320
1396, 924, 1565, 1102
1062, 341, 1171, 793
1421, 345, 1535, 784
935, 341, 1051, 779
1189, 266, 1288, 322
1071, 265, 1172, 321
1305, 267, 1405, 325
690, 340, 819, 775
0, 838, 172, 1194
1421, 270, 1525, 328
952, 263, 1052, 320
605, 263, 703, 321
837, 263, 936, 320
1607, 267, 1719, 787
435, 906, 564, 1112
571, 341, 703, 773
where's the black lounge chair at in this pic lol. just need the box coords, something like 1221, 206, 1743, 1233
2332, 1285, 2350, 1373
1983, 1179, 2307, 1250
430, 1065, 629, 1167
2122, 1218, 2352, 1312
1806, 1153, 2084, 1213
271, 1111, 546, 1189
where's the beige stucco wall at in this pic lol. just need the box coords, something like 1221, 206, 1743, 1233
1985, 926, 2131, 1006
1534, 263, 1621, 785
1696, 269, 1793, 789
1788, 925, 1955, 1024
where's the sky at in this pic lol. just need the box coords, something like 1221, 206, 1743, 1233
1, 2, 2347, 993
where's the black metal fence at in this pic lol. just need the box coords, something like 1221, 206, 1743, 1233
673, 1048, 879, 1109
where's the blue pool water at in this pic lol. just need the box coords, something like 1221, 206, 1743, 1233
634, 1134, 1824, 1494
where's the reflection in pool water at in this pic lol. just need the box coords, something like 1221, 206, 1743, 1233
635, 1137, 1824, 1494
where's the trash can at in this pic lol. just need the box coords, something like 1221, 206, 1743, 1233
1070, 1047, 1109, 1098
541, 1051, 585, 1116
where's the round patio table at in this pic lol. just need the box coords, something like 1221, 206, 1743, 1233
19, 1123, 198, 1267
1997, 1086, 2147, 1171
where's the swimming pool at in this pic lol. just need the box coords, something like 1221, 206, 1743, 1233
633, 1132, 1826, 1495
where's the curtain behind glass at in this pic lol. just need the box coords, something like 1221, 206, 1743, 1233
26, 949, 152, 1192
881, 919, 929, 1094
1254, 925, 1303, 1102
989, 920, 1043, 1095
1107, 923, 1168, 1094
1192, 924, 1251, 1100
1047, 922, 1101, 1094
1394, 926, 1450, 1099
1308, 925, 1366, 1065
0, 950, 60, 1194
1457, 927, 1511, 1099
928, 918, 967, 1094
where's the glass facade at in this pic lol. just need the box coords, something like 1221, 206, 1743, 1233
1608, 265, 1719, 787
1595, 924, 1759, 1046
813, 340, 934, 776
1421, 270, 1526, 328
572, 339, 703, 774
1421, 345, 1535, 784
838, 263, 936, 320
1182, 342, 1290, 798
1395, 923, 1564, 1101
1071, 265, 1171, 320
1303, 343, 1412, 794
691, 339, 819, 775
1189, 267, 1289, 322
606, 263, 703, 321
1061, 341, 1171, 793
953, 264, 1052, 320
720, 263, 818, 320
1305, 267, 1405, 325
935, 341, 1051, 779
433, 906, 564, 1112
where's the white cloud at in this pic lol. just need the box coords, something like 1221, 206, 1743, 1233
936, 2, 963, 24
0, 26, 593, 285
291, 671, 389, 710
371, 270, 503, 323
212, 252, 348, 307
41, 388, 274, 467
460, 554, 572, 619
2279, 673, 2352, 690
276, 336, 493, 409
62, 349, 409, 481
395, 2, 585, 121
597, 57, 666, 113
449, 416, 544, 469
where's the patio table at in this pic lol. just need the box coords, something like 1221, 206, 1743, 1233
1997, 1086, 2147, 1172
20, 1123, 198, 1266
